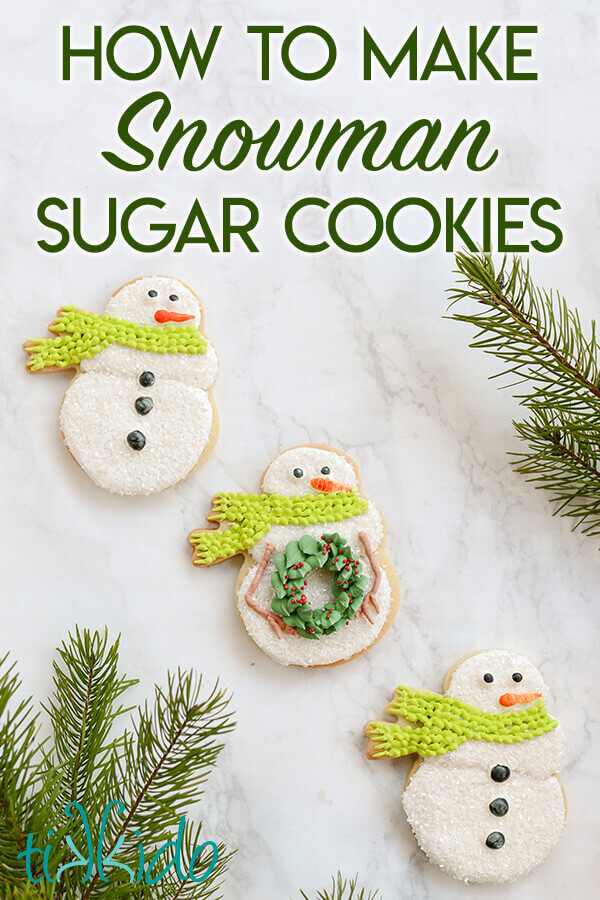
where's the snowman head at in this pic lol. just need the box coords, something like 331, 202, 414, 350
106, 276, 203, 328
261, 446, 360, 497
445, 649, 549, 713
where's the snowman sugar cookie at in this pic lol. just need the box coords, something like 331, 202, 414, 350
365, 650, 566, 883
25, 276, 218, 495
189, 445, 400, 667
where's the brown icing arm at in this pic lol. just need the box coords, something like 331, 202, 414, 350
245, 543, 297, 639
357, 531, 381, 624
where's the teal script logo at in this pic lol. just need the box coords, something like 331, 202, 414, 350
17, 801, 218, 886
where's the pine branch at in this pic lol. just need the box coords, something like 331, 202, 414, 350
0, 653, 38, 866
449, 250, 600, 538
0, 631, 234, 900
298, 873, 379, 900
0, 653, 62, 888
44, 627, 137, 812
35, 628, 139, 899
3, 884, 54, 900
81, 669, 234, 900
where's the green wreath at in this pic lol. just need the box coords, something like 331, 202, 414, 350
270, 533, 369, 639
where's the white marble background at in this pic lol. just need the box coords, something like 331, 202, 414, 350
1, 1, 599, 897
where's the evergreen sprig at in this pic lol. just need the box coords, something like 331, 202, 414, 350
298, 874, 378, 900
0, 653, 60, 888
45, 630, 138, 839
0, 630, 234, 899
449, 250, 600, 537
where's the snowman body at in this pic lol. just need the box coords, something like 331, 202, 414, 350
399, 650, 566, 883
234, 447, 396, 667
55, 276, 218, 496
60, 343, 217, 495
403, 729, 566, 883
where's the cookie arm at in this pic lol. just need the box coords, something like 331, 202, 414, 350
245, 543, 297, 640
358, 531, 381, 624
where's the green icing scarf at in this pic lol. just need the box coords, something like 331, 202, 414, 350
366, 687, 557, 758
190, 491, 369, 565
26, 306, 207, 371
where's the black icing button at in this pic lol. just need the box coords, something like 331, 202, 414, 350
127, 430, 146, 451
485, 831, 505, 849
489, 797, 509, 817
490, 765, 510, 783
139, 371, 155, 387
135, 396, 154, 416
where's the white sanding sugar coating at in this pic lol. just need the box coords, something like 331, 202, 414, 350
59, 276, 218, 495
402, 650, 566, 883
236, 447, 394, 667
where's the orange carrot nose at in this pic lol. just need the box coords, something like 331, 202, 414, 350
499, 692, 542, 707
310, 477, 352, 493
154, 309, 195, 323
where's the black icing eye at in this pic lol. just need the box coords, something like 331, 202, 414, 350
320, 466, 331, 475
169, 294, 179, 302
512, 672, 523, 683
293, 468, 304, 478
147, 290, 158, 298
483, 673, 494, 683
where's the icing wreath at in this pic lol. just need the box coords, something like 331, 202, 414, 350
26, 306, 208, 371
366, 687, 557, 758
190, 491, 369, 565
270, 533, 369, 639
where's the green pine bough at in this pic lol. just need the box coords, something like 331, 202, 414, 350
0, 628, 234, 899
298, 873, 379, 900
449, 250, 600, 539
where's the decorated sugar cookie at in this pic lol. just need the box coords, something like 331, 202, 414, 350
189, 445, 400, 667
365, 650, 566, 883
25, 276, 218, 495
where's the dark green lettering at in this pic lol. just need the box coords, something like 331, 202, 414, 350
530, 198, 562, 252
507, 26, 538, 81
37, 197, 70, 252
174, 200, 219, 252
159, 25, 221, 79
102, 91, 171, 171
285, 198, 329, 252
421, 28, 466, 80
106, 26, 161, 81
223, 199, 260, 251
363, 27, 418, 80
386, 198, 441, 252
122, 198, 174, 251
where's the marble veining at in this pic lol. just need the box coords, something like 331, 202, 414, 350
1, 2, 599, 897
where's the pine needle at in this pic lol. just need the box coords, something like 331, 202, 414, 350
298, 873, 379, 900
449, 250, 600, 539
0, 630, 234, 899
